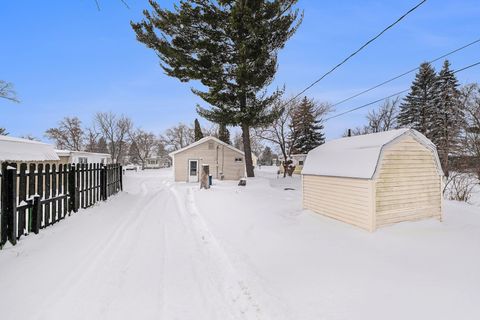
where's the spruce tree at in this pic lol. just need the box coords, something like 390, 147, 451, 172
290, 97, 325, 154
218, 124, 231, 144
194, 118, 203, 141
131, 0, 302, 177
430, 60, 463, 176
398, 62, 437, 135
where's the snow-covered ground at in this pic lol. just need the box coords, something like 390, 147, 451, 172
0, 167, 479, 320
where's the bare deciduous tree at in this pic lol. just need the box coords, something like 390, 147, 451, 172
344, 97, 399, 137
161, 123, 194, 151
45, 117, 84, 151
0, 80, 19, 103
0, 127, 8, 135
94, 112, 133, 163
129, 129, 157, 169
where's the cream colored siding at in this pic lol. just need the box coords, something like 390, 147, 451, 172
173, 140, 245, 182
375, 135, 442, 227
303, 175, 375, 231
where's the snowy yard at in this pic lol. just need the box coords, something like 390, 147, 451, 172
0, 167, 479, 320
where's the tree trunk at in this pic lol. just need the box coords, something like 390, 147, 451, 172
241, 123, 255, 177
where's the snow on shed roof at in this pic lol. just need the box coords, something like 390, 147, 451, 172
302, 129, 441, 179
0, 135, 60, 162
169, 136, 244, 157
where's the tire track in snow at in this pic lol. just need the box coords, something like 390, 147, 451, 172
32, 180, 166, 320
164, 181, 268, 320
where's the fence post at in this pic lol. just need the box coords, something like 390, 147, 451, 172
100, 164, 107, 201
68, 164, 77, 214
119, 165, 123, 191
32, 195, 41, 234
1, 164, 18, 246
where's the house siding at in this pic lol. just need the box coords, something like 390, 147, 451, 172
375, 135, 442, 227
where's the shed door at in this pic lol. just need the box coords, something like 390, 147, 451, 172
188, 160, 199, 183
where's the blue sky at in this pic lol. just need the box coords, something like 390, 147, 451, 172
1, 0, 479, 142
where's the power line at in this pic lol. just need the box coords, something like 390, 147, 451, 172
324, 60, 480, 122
332, 38, 480, 108
280, 0, 427, 109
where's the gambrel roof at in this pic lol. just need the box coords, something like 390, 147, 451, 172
302, 129, 443, 179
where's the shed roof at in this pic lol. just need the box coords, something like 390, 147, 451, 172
0, 135, 60, 162
302, 129, 441, 179
169, 136, 244, 157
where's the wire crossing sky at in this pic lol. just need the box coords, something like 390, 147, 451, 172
0, 0, 479, 140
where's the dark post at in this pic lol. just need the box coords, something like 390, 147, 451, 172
5, 165, 17, 245
68, 164, 77, 214
1, 163, 9, 247
31, 195, 41, 234
100, 164, 106, 201
347, 129, 352, 137
119, 165, 123, 191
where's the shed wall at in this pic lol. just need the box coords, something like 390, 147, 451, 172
173, 141, 245, 182
302, 175, 374, 231
375, 135, 442, 227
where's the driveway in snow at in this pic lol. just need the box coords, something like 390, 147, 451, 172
0, 167, 479, 320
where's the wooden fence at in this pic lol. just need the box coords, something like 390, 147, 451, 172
0, 163, 122, 248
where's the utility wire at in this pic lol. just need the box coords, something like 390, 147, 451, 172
280, 0, 427, 109
324, 60, 480, 121
332, 38, 480, 108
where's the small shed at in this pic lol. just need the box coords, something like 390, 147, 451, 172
302, 129, 443, 231
0, 135, 60, 165
169, 136, 246, 182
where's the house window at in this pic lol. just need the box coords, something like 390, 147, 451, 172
235, 157, 243, 162
78, 157, 88, 164
208, 142, 214, 150
299, 161, 304, 166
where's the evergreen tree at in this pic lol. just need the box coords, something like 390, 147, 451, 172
218, 124, 231, 144
398, 62, 437, 135
290, 97, 325, 154
261, 146, 273, 165
131, 0, 302, 177
430, 60, 463, 176
96, 137, 109, 154
0, 127, 8, 135
194, 118, 203, 141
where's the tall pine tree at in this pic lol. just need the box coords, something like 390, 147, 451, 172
398, 62, 437, 135
290, 97, 325, 154
218, 124, 231, 144
194, 118, 203, 141
131, 0, 302, 177
429, 60, 463, 176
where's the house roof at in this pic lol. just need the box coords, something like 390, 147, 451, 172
302, 129, 442, 179
169, 136, 245, 157
0, 135, 60, 162
55, 149, 111, 158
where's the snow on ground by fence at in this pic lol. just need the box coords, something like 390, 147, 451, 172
0, 167, 479, 320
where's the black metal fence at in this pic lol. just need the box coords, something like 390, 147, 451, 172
0, 162, 122, 248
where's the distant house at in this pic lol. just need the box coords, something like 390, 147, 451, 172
278, 153, 307, 174
0, 135, 60, 166
169, 136, 250, 182
144, 156, 172, 169
55, 150, 111, 164
302, 129, 444, 231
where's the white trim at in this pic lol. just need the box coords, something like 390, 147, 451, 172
169, 136, 244, 157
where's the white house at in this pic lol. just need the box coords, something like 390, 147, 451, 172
55, 150, 112, 164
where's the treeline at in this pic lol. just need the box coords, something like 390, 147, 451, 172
349, 60, 480, 179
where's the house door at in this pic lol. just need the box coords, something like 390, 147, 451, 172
188, 160, 199, 183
